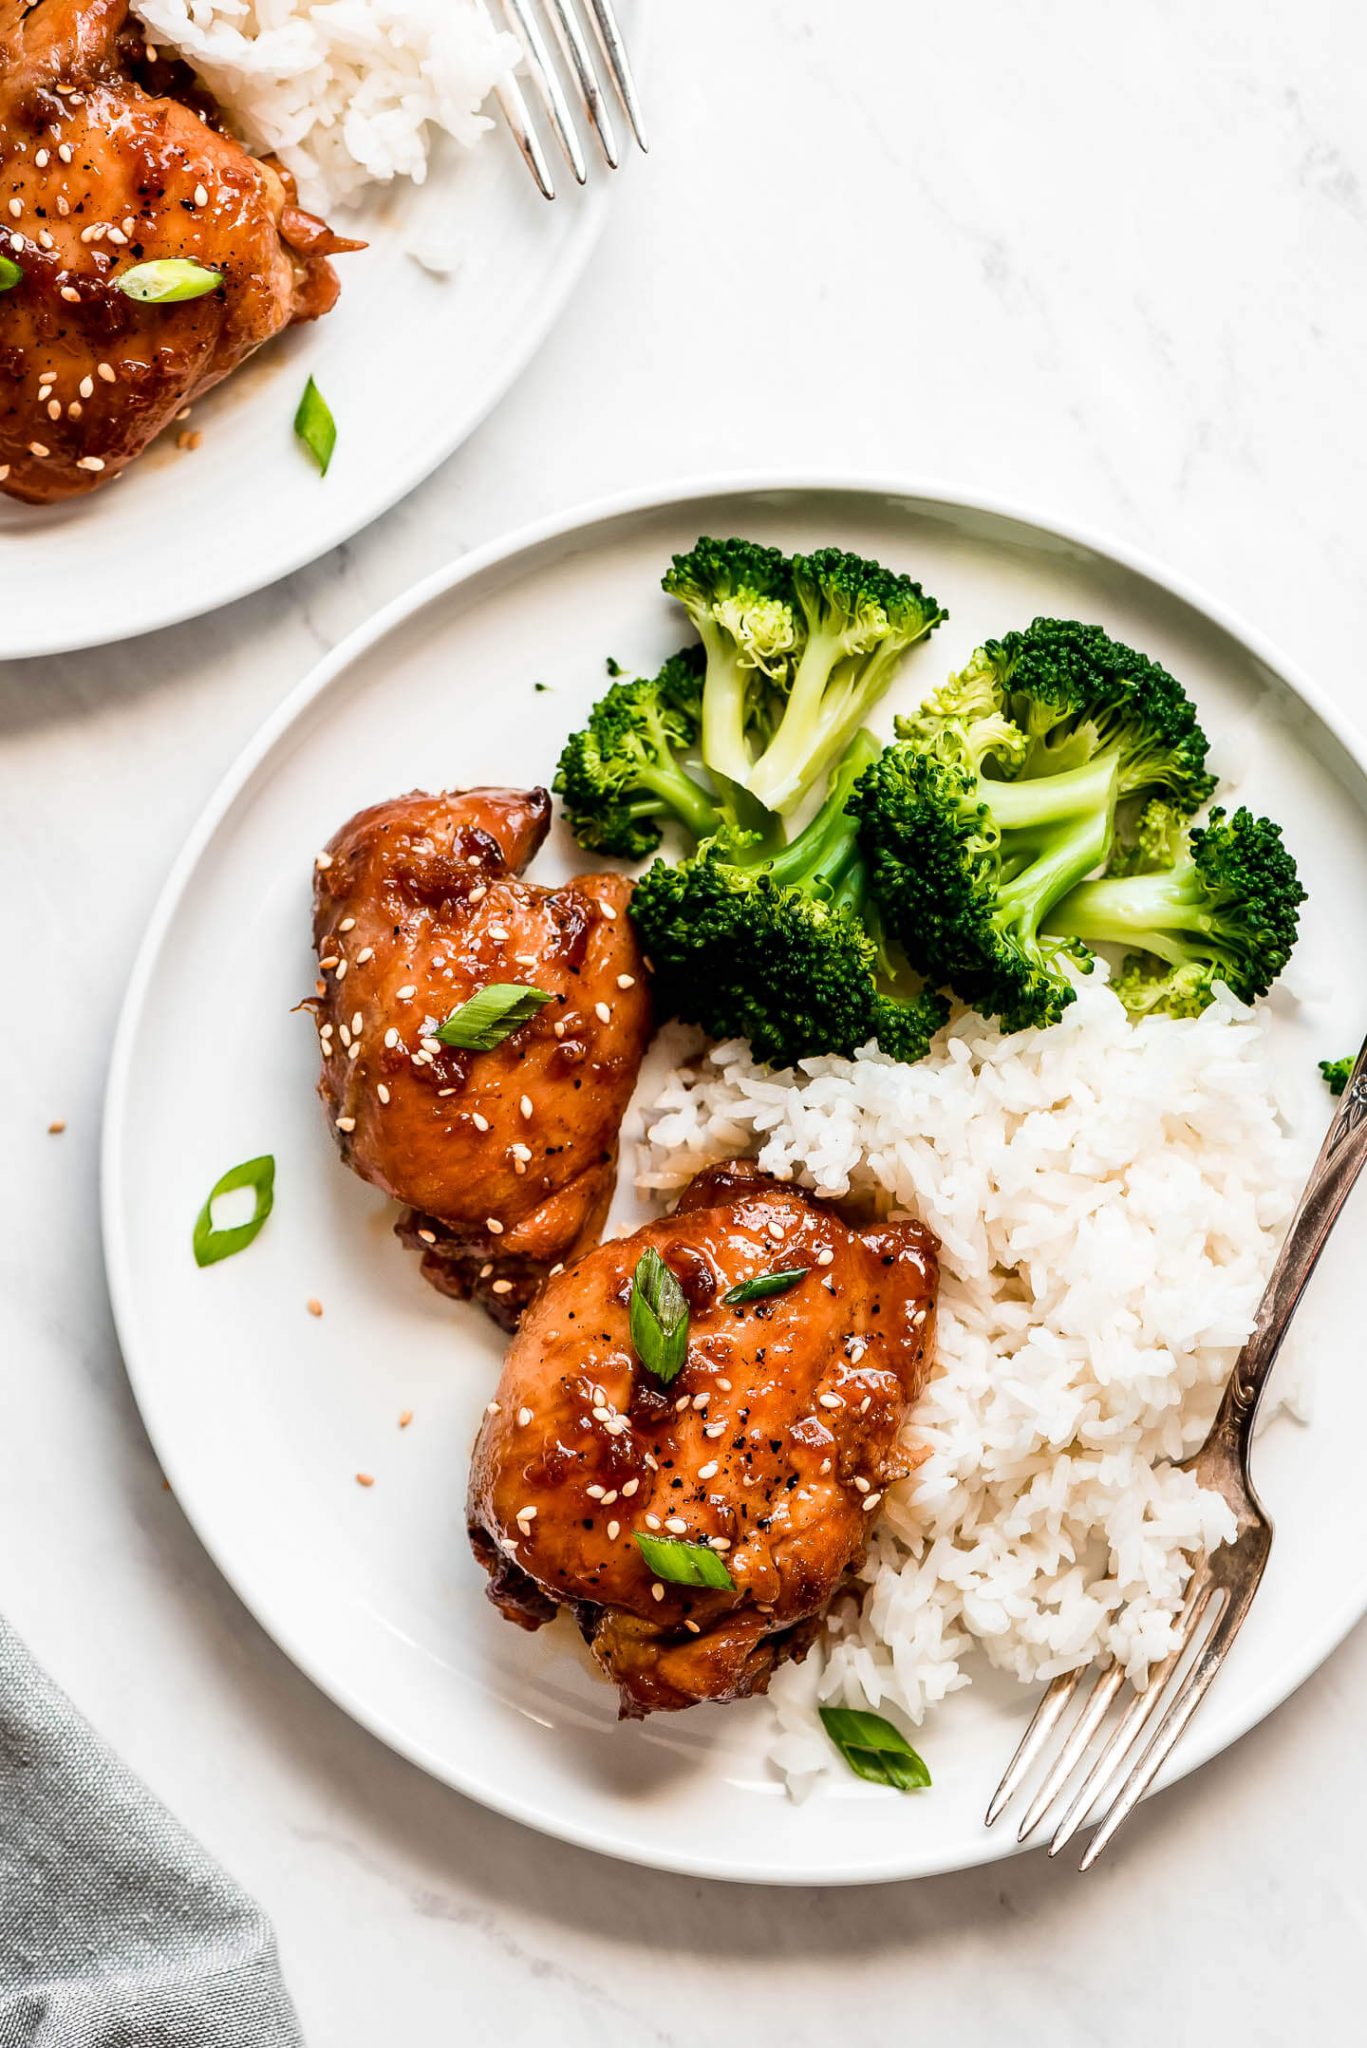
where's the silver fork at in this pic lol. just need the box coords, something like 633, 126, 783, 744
987, 1037, 1367, 1868
490, 0, 646, 200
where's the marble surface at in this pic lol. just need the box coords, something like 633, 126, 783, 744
3, 1, 1365, 2037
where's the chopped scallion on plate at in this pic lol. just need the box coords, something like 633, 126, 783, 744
116, 259, 223, 303
722, 1267, 809, 1307
436, 983, 553, 1050
193, 1155, 276, 1268
293, 375, 337, 476
818, 1706, 931, 1791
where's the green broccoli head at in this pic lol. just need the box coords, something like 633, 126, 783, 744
850, 739, 1112, 1034
744, 547, 945, 815
1044, 805, 1306, 1017
1105, 797, 1187, 876
894, 644, 1031, 779
980, 617, 1216, 813
1321, 1056, 1355, 1097
662, 538, 800, 789
553, 646, 720, 859
629, 730, 948, 1067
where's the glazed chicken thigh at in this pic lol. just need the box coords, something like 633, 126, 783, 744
0, 0, 357, 502
311, 786, 653, 1329
468, 1161, 939, 1717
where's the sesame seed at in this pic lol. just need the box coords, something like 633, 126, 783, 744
338, 916, 356, 931
621, 1478, 639, 1497
472, 1113, 489, 1132
334, 959, 347, 981
97, 363, 115, 382
347, 1042, 360, 1063
383, 1027, 399, 1048
818, 1393, 843, 1410
395, 985, 415, 1000
816, 1246, 835, 1267
491, 1279, 513, 1295
319, 956, 340, 970
67, 401, 82, 420
194, 182, 209, 206
420, 1037, 441, 1056
594, 1001, 611, 1024
351, 1010, 362, 1034
77, 452, 105, 471
592, 1405, 610, 1423
853, 1475, 870, 1493
0, 465, 8, 483
716, 1377, 732, 1392
486, 1217, 504, 1235
510, 1143, 531, 1162
35, 149, 49, 167
587, 1484, 605, 1500
376, 1083, 390, 1104
519, 1094, 533, 1119
552, 1021, 566, 1039
58, 143, 72, 163
7, 199, 20, 219
37, 231, 53, 249
46, 399, 60, 421
548, 1263, 565, 1277
693, 1392, 709, 1409
616, 973, 636, 989
645, 1513, 661, 1530
28, 441, 49, 457
708, 1536, 731, 1551
7, 232, 20, 252
107, 226, 127, 246
306, 1298, 323, 1318
602, 1489, 618, 1506
862, 1493, 882, 1513
517, 1406, 533, 1427
355, 1473, 374, 1487
599, 901, 617, 919
335, 1116, 355, 1132
684, 1619, 701, 1634
674, 1395, 688, 1413
416, 1228, 436, 1245
698, 1462, 719, 1480
665, 1516, 687, 1535
480, 1263, 493, 1279
123, 217, 135, 235
356, 946, 373, 963
860, 1395, 872, 1414
485, 1400, 500, 1416
651, 1583, 664, 1602
57, 198, 70, 218
399, 1410, 413, 1428
607, 1519, 621, 1540
467, 885, 486, 904
704, 1422, 727, 1438
516, 1503, 537, 1525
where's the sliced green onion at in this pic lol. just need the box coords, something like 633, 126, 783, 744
436, 983, 553, 1051
193, 1155, 275, 1268
0, 255, 23, 293
293, 375, 336, 476
722, 1267, 809, 1307
818, 1706, 931, 1792
629, 1246, 689, 1384
633, 1532, 734, 1590
116, 259, 223, 303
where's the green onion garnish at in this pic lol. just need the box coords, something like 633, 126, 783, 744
293, 375, 336, 476
628, 1246, 689, 1384
722, 1267, 809, 1307
0, 255, 23, 293
116, 259, 223, 303
193, 1155, 276, 1268
633, 1532, 734, 1590
436, 983, 553, 1050
818, 1706, 931, 1792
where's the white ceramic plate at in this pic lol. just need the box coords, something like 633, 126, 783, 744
1, 17, 641, 662
103, 478, 1367, 1883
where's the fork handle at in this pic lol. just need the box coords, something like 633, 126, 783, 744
1214, 1034, 1367, 1450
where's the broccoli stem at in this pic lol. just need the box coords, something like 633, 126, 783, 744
985, 749, 1120, 831
1042, 860, 1212, 967
758, 728, 883, 890
630, 751, 724, 842
697, 626, 756, 790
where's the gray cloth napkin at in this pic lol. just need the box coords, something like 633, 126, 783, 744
0, 1617, 302, 2048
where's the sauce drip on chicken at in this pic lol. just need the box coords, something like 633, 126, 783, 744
0, 0, 359, 502
468, 1161, 939, 1717
310, 786, 653, 1329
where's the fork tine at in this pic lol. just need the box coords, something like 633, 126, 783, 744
1015, 1660, 1127, 1843
583, 0, 647, 150
1079, 1588, 1243, 1871
984, 1669, 1081, 1827
502, 0, 588, 183
492, 68, 557, 199
543, 0, 621, 168
1047, 1579, 1208, 1855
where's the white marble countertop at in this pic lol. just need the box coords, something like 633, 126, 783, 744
3, 1, 1365, 2037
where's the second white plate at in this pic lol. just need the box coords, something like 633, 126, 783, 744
103, 478, 1367, 1882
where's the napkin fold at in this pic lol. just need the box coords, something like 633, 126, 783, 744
0, 1617, 302, 2048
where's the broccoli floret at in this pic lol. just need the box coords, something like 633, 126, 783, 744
1321, 1056, 1354, 1097
1105, 797, 1186, 876
553, 647, 721, 858
851, 738, 1114, 1032
971, 618, 1216, 813
744, 548, 945, 815
1042, 806, 1305, 1016
630, 730, 948, 1067
662, 538, 800, 791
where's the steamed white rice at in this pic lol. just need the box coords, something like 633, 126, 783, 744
131, 0, 518, 210
638, 982, 1306, 1793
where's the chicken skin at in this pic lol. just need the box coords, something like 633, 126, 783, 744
0, 0, 359, 503
468, 1161, 939, 1717
310, 786, 653, 1329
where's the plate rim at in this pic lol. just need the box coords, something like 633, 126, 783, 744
101, 470, 1367, 1883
